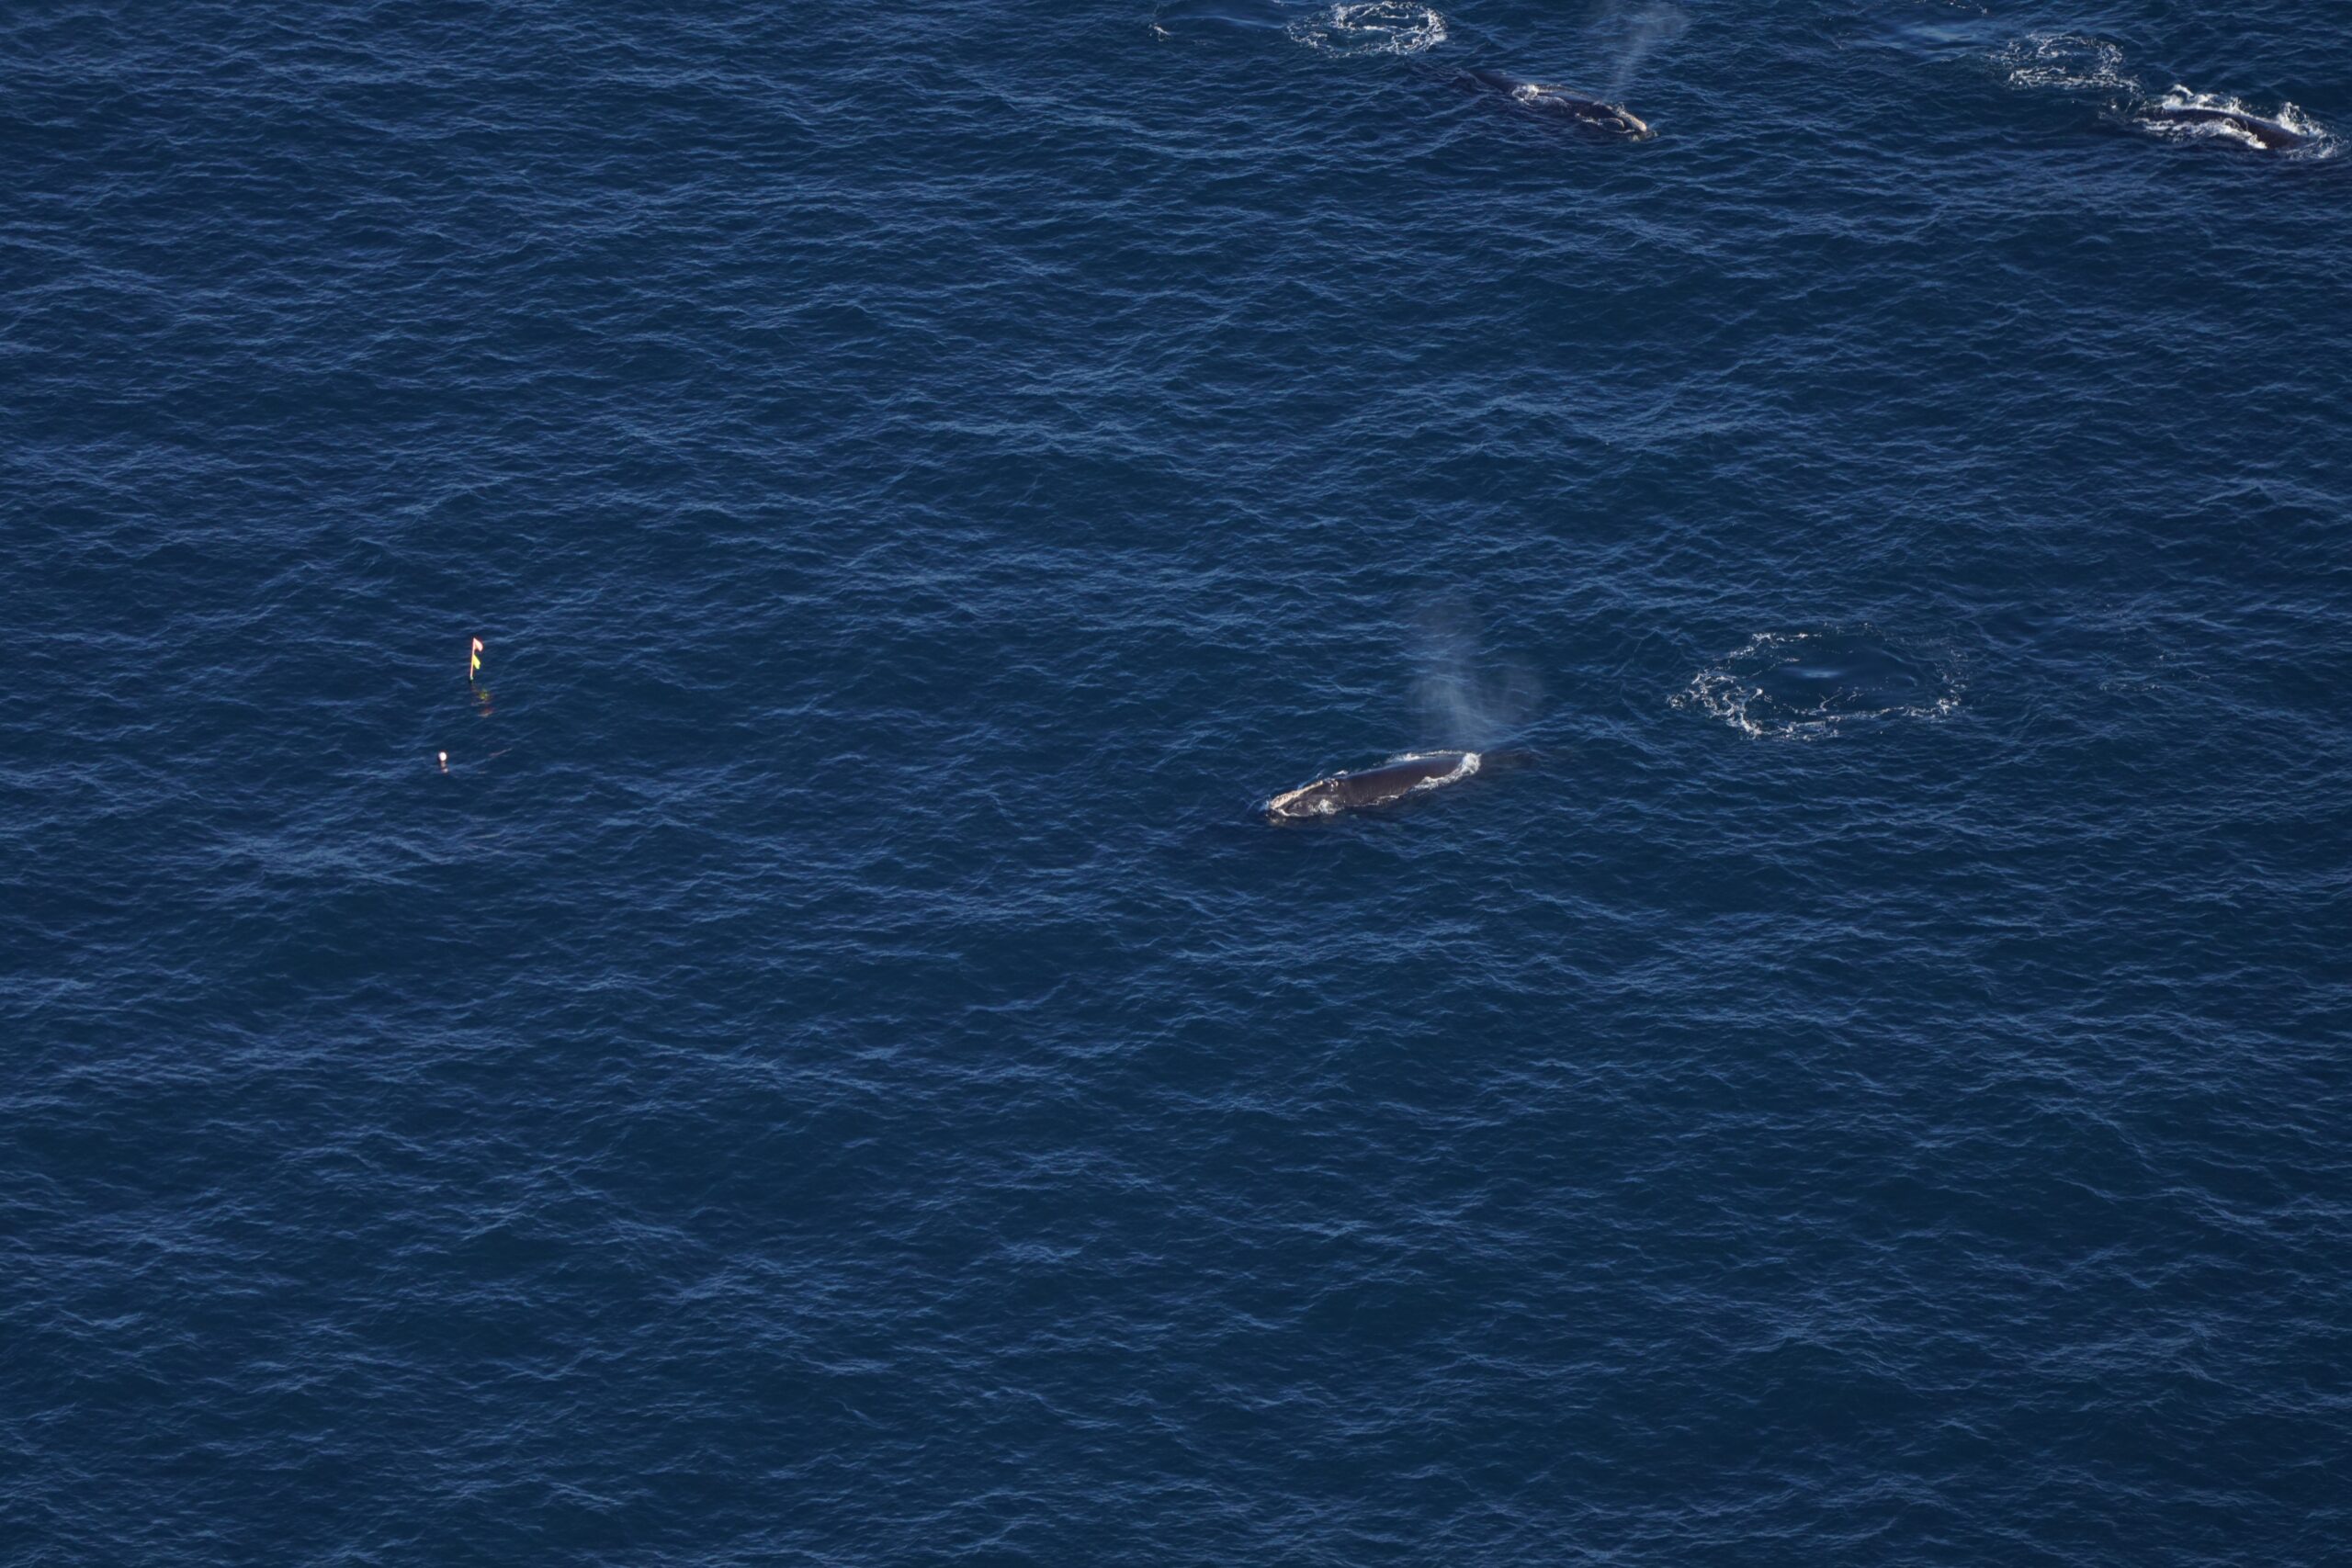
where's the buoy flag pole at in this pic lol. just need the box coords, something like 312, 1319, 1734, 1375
469, 637, 483, 682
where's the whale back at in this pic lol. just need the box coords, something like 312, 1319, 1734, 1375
1267, 750, 1480, 821
1449, 69, 1654, 140
2147, 104, 2308, 150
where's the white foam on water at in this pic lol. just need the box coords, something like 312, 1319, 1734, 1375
1996, 33, 2135, 95
1673, 630, 1962, 741
1287, 2, 1447, 57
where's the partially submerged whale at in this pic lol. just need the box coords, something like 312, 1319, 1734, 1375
1454, 68, 1655, 141
2143, 98, 2311, 152
1265, 747, 1541, 822
1267, 750, 1480, 822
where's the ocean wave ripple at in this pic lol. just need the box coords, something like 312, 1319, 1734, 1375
2, 0, 2349, 1563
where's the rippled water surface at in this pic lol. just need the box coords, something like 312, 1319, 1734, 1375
5, 1, 2348, 1562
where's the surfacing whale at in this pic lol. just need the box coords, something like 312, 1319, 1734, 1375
2143, 99, 2310, 152
1266, 750, 1481, 822
1455, 69, 1655, 141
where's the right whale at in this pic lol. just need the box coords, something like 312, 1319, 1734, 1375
2142, 99, 2310, 152
1266, 750, 1480, 822
1264, 748, 1536, 822
1454, 68, 1655, 141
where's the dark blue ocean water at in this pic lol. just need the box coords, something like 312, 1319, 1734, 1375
5, 1, 2348, 1562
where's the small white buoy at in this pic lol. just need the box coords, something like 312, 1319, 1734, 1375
437, 750, 449, 774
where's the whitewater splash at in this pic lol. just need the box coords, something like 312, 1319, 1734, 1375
1674, 628, 1961, 740
1288, 2, 1447, 57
